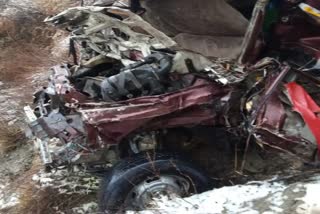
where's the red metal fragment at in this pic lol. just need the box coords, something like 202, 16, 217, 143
286, 82, 320, 155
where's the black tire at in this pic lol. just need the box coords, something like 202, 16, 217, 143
98, 153, 212, 213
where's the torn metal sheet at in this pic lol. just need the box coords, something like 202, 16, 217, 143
45, 6, 176, 66
79, 78, 228, 144
286, 82, 320, 155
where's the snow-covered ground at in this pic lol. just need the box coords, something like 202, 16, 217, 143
2, 169, 320, 213
129, 174, 320, 214
0, 184, 19, 211
32, 168, 99, 194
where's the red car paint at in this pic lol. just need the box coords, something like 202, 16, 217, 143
79, 78, 231, 146
286, 82, 320, 155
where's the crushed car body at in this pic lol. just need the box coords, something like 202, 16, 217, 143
23, 0, 320, 212
23, 1, 320, 211
24, 0, 320, 167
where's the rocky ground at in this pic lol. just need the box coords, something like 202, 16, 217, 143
0, 1, 320, 214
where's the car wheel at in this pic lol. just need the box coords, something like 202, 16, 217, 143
98, 153, 212, 213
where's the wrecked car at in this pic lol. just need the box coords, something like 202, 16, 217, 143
24, 0, 320, 212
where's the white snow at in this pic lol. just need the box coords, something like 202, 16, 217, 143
0, 183, 19, 211
296, 176, 320, 214
71, 202, 98, 214
31, 168, 99, 194
129, 175, 320, 214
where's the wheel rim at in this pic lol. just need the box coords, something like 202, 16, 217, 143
125, 175, 191, 210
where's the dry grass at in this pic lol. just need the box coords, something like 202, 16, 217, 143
0, 0, 76, 83
0, 15, 68, 82
16, 186, 94, 214
0, 40, 69, 82
0, 121, 26, 155
2, 157, 93, 214
33, 0, 80, 14
0, 2, 95, 213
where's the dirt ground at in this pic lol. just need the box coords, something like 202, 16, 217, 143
0, 1, 99, 213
